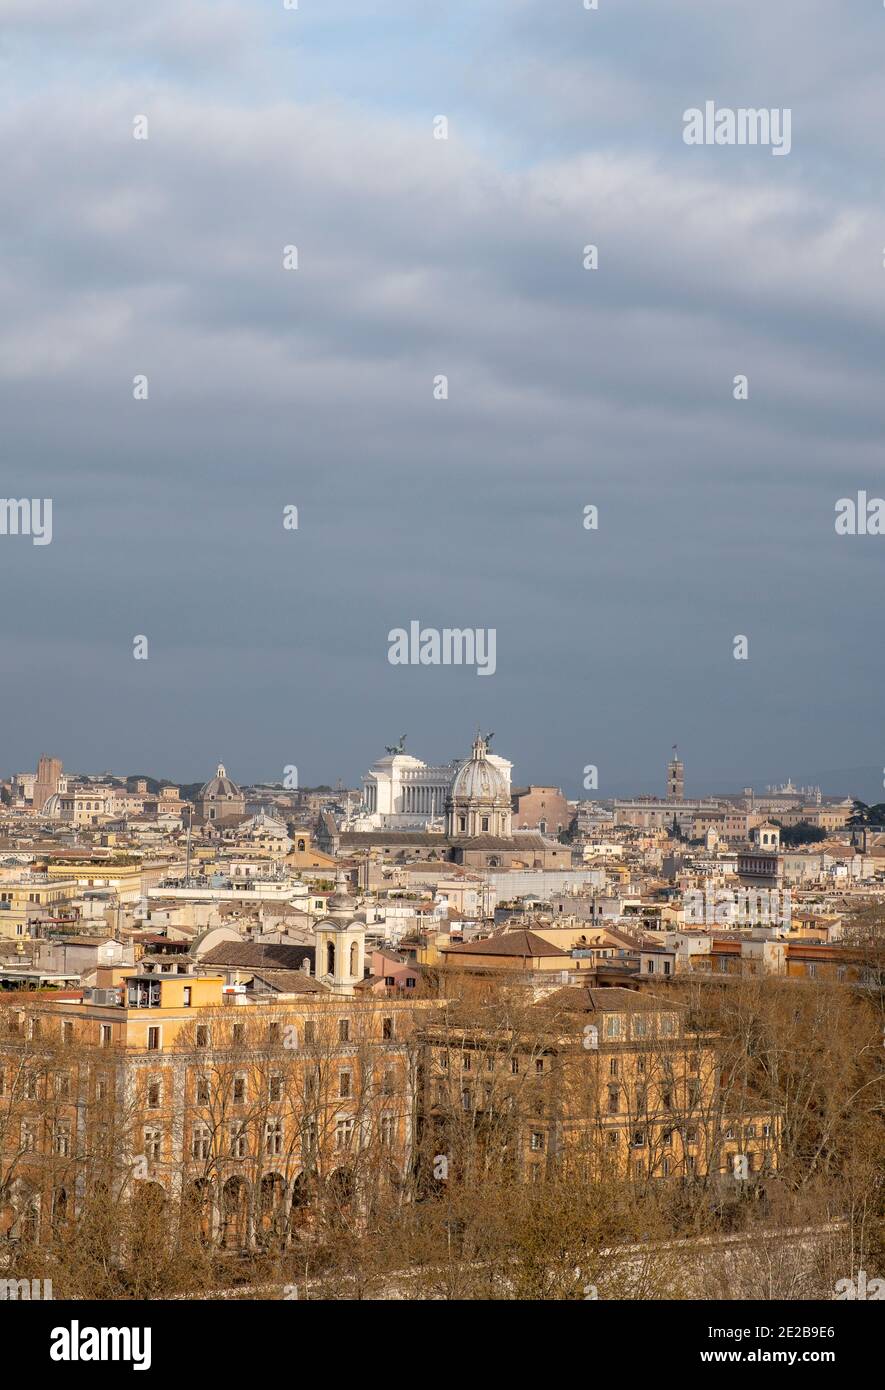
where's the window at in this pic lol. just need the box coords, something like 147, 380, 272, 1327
268, 1022, 280, 1045
511, 1057, 519, 1075
662, 1157, 671, 1177
381, 1067, 395, 1096
21, 1120, 37, 1152
338, 1018, 350, 1044
232, 1023, 244, 1046
62, 1021, 74, 1046
55, 1123, 72, 1157
147, 1026, 161, 1051
746, 1125, 756, 1140
685, 1126, 698, 1144
481, 816, 490, 832
100, 1024, 112, 1048
143, 1127, 162, 1162
535, 1058, 544, 1075
762, 1123, 771, 1138
384, 976, 395, 987
338, 1070, 352, 1099
406, 977, 416, 988
269, 1074, 282, 1103
229, 1125, 248, 1158
633, 1015, 648, 1039
604, 1014, 622, 1039
233, 1075, 246, 1105
380, 1114, 395, 1147
631, 1130, 645, 1148
335, 1118, 354, 1150
607, 1086, 620, 1114
265, 1119, 283, 1157
382, 1016, 393, 1041
609, 1058, 618, 1078
662, 1090, 672, 1111
196, 1076, 210, 1104
687, 1079, 700, 1107
662, 1128, 673, 1147
302, 1120, 317, 1155
195, 1025, 209, 1047
192, 1124, 210, 1161
462, 1053, 471, 1071
607, 1129, 619, 1147
304, 1020, 316, 1045
636, 1086, 647, 1111
530, 1132, 545, 1152
461, 1088, 471, 1111
647, 960, 655, 975
147, 1079, 161, 1109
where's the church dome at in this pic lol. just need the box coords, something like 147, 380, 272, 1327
446, 734, 513, 839
451, 737, 508, 805
200, 763, 242, 802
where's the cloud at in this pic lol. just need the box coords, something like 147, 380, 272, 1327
0, 2, 881, 790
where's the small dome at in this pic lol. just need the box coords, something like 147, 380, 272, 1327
200, 763, 242, 801
327, 869, 358, 915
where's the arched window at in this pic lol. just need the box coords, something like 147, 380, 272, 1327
349, 942, 359, 977
297, 839, 305, 852
326, 941, 335, 976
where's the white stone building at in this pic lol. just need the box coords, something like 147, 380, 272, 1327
356, 736, 513, 830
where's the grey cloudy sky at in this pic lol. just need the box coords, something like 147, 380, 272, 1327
1, 0, 883, 798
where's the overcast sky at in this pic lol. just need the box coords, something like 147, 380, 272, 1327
1, 1, 883, 799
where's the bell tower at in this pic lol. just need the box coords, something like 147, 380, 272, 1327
667, 746, 684, 802
313, 870, 366, 996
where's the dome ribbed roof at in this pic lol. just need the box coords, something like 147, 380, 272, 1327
200, 763, 242, 800
451, 737, 508, 804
